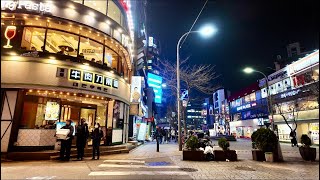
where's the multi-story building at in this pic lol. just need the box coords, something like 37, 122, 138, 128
212, 88, 231, 135
228, 83, 269, 139
186, 102, 204, 130
1, 0, 135, 153
263, 50, 319, 145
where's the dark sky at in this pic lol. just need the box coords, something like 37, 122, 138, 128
146, 0, 319, 94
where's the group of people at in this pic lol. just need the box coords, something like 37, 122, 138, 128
58, 118, 103, 161
154, 127, 177, 144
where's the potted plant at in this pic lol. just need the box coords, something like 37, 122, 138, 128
251, 131, 265, 161
183, 135, 204, 161
299, 134, 316, 161
251, 128, 278, 162
214, 138, 237, 161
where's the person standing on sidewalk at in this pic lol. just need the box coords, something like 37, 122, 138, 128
76, 118, 89, 160
92, 123, 103, 160
60, 120, 74, 161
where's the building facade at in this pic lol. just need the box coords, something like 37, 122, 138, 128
1, 0, 134, 152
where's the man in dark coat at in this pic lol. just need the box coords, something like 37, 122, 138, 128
76, 118, 89, 160
92, 123, 103, 160
60, 120, 74, 161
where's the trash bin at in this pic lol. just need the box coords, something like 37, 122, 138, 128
54, 141, 61, 151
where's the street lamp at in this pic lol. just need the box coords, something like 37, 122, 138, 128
243, 67, 283, 161
177, 25, 216, 151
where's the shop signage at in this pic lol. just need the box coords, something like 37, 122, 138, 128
288, 51, 319, 75
3, 26, 16, 48
82, 49, 103, 54
259, 69, 288, 87
236, 102, 257, 111
1, 0, 52, 13
268, 71, 287, 81
280, 89, 300, 99
59, 68, 118, 93
119, 0, 128, 12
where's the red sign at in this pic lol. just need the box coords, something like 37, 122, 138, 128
119, 0, 128, 11
145, 117, 154, 122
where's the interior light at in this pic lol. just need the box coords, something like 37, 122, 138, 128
36, 17, 39, 20
29, 90, 33, 92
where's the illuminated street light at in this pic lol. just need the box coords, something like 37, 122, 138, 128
243, 67, 255, 74
176, 24, 217, 151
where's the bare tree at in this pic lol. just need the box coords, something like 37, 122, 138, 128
154, 58, 220, 136
274, 101, 299, 133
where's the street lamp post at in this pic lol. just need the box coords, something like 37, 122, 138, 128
243, 67, 283, 161
177, 25, 217, 151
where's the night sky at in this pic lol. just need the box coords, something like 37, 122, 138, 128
147, 0, 319, 94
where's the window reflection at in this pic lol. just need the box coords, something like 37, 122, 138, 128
79, 37, 103, 64
46, 30, 78, 56
108, 1, 121, 25
84, 0, 107, 15
21, 27, 45, 51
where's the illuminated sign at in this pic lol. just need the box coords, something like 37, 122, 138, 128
288, 50, 319, 75
3, 26, 16, 48
61, 68, 119, 92
119, 0, 128, 11
280, 89, 300, 99
131, 76, 142, 103
147, 73, 162, 104
148, 37, 154, 47
1, 0, 52, 13
236, 102, 257, 111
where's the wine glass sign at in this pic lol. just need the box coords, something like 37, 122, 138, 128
3, 26, 16, 48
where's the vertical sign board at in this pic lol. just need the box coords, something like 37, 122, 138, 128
131, 76, 142, 103
147, 73, 162, 104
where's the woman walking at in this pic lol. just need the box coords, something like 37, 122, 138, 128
91, 123, 103, 160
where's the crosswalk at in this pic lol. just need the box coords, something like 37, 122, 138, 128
88, 159, 192, 179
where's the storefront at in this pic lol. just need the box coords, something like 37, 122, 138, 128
1, 0, 133, 152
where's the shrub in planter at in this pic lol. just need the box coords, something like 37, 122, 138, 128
214, 138, 237, 161
183, 136, 204, 161
185, 135, 199, 151
251, 131, 265, 161
299, 134, 316, 161
251, 128, 277, 161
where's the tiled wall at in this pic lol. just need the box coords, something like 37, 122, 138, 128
16, 129, 56, 146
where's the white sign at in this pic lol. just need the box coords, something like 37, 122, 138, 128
1, 0, 51, 13
148, 37, 154, 47
280, 89, 300, 99
131, 76, 142, 103
236, 103, 251, 111
137, 123, 147, 141
288, 50, 319, 75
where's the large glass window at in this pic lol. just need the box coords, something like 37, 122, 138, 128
79, 37, 103, 63
249, 92, 256, 101
108, 1, 121, 25
21, 27, 45, 51
46, 30, 79, 56
84, 0, 107, 15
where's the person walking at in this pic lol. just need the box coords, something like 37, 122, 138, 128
290, 130, 298, 147
158, 127, 163, 144
171, 128, 175, 142
76, 118, 89, 161
161, 128, 166, 144
60, 120, 74, 161
92, 123, 103, 160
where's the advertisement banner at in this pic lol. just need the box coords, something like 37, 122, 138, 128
131, 76, 142, 103
45, 101, 60, 120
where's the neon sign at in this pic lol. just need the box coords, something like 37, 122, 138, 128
1, 0, 51, 13
3, 26, 16, 48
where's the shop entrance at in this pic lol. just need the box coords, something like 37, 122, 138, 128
80, 108, 96, 129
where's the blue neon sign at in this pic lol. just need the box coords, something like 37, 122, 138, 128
147, 73, 162, 104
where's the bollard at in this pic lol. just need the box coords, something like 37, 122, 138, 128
156, 138, 159, 152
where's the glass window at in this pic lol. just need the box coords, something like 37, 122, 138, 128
79, 37, 103, 63
108, 1, 121, 25
84, 0, 107, 15
282, 78, 291, 91
20, 95, 60, 129
261, 88, 267, 98
72, 0, 83, 4
45, 30, 79, 56
275, 81, 283, 93
21, 27, 45, 51
96, 105, 106, 127
249, 92, 256, 101
244, 95, 250, 103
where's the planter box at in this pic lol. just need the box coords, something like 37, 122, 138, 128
299, 147, 316, 161
252, 149, 266, 161
183, 150, 205, 161
265, 152, 274, 162
214, 150, 237, 161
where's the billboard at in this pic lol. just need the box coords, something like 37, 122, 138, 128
131, 76, 142, 103
147, 73, 162, 104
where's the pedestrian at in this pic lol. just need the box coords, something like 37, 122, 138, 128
91, 123, 103, 160
158, 127, 163, 144
76, 118, 89, 161
60, 120, 74, 161
161, 128, 166, 144
165, 129, 169, 144
171, 128, 175, 142
290, 130, 298, 147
